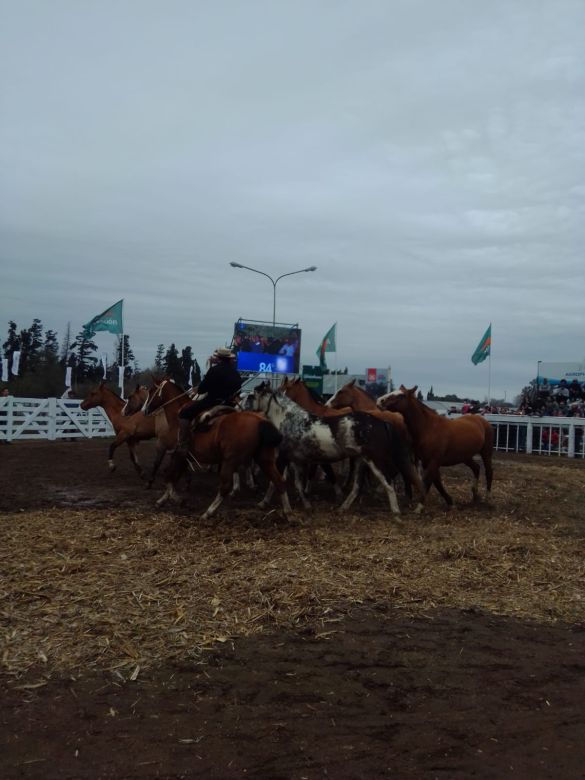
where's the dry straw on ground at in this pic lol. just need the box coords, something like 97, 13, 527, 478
1, 457, 584, 683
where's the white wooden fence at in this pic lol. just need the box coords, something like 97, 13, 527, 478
1, 398, 584, 459
0, 397, 113, 442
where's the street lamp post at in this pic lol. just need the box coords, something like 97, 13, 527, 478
229, 262, 317, 327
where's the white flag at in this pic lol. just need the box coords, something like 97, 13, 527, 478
11, 351, 21, 376
101, 353, 108, 378
65, 366, 72, 388
0, 358, 7, 381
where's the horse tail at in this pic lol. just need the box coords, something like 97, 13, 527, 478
480, 418, 494, 492
257, 419, 283, 451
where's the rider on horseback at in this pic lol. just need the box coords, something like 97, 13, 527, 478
176, 347, 242, 456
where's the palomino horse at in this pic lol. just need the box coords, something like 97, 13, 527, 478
326, 379, 426, 507
80, 383, 173, 478
251, 382, 420, 516
142, 378, 290, 519
377, 385, 494, 506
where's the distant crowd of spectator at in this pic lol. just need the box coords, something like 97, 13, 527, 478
519, 378, 585, 418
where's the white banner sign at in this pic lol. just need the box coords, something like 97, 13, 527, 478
11, 351, 21, 376
65, 366, 72, 388
537, 362, 585, 385
101, 353, 108, 379
1, 358, 7, 381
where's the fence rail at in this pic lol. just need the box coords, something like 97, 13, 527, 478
0, 397, 113, 442
1, 399, 584, 458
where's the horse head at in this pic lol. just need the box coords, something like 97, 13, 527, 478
377, 385, 418, 412
80, 382, 109, 411
122, 384, 148, 416
326, 378, 357, 408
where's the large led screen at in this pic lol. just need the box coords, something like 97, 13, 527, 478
232, 321, 301, 374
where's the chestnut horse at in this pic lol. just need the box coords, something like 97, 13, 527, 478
377, 385, 493, 506
142, 378, 290, 519
80, 383, 173, 478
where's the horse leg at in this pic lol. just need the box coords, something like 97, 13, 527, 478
201, 462, 234, 520
425, 464, 453, 507
339, 460, 364, 512
126, 440, 144, 477
255, 448, 291, 517
259, 465, 287, 509
481, 447, 493, 495
108, 431, 128, 472
144, 442, 167, 488
464, 458, 481, 502
363, 457, 401, 516
405, 461, 425, 514
289, 464, 311, 509
230, 471, 241, 498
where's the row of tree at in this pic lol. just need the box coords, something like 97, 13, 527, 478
1, 319, 201, 397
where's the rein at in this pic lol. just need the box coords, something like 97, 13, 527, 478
144, 380, 194, 415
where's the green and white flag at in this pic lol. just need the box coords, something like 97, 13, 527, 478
83, 299, 124, 337
471, 324, 491, 365
316, 323, 336, 369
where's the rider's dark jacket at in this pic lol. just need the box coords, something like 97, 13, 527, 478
179, 361, 242, 421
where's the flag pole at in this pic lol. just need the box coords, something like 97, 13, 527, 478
487, 323, 492, 405
334, 323, 338, 392
120, 331, 125, 397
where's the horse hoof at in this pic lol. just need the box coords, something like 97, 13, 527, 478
413, 503, 424, 515
258, 500, 269, 509
108, 463, 116, 473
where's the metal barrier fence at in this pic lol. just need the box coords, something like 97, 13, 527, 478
0, 397, 113, 442
485, 414, 585, 458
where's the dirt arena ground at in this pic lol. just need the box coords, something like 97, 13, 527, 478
1, 438, 585, 779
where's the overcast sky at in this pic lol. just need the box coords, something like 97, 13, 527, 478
1, 0, 584, 400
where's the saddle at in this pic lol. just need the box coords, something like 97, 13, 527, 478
191, 403, 238, 432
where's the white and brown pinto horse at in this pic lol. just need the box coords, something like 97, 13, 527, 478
251, 382, 421, 517
377, 385, 494, 507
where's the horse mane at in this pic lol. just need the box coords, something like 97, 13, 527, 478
301, 382, 325, 405
353, 383, 376, 401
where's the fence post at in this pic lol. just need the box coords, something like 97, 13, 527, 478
526, 419, 533, 455
568, 422, 575, 458
6, 396, 14, 442
48, 397, 56, 440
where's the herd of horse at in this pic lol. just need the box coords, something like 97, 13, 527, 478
80, 377, 494, 521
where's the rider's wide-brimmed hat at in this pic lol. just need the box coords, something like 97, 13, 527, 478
214, 347, 236, 359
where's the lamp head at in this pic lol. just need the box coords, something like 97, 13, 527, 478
229, 262, 243, 268
306, 266, 317, 272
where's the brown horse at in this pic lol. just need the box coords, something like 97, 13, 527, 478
143, 378, 290, 519
280, 376, 352, 417
80, 383, 174, 482
377, 385, 493, 506
326, 379, 425, 508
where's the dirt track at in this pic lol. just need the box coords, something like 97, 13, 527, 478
1, 439, 585, 779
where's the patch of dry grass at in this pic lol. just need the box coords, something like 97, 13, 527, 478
1, 454, 585, 683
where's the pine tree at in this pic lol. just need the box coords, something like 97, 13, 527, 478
154, 344, 165, 372
115, 334, 135, 366
26, 318, 44, 372
3, 320, 19, 360
72, 329, 98, 381
181, 346, 193, 386
163, 343, 182, 383
43, 330, 60, 365
60, 322, 72, 364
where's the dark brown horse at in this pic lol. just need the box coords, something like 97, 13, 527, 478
377, 385, 493, 506
143, 378, 290, 519
326, 379, 426, 507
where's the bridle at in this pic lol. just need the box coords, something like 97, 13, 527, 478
142, 379, 193, 415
